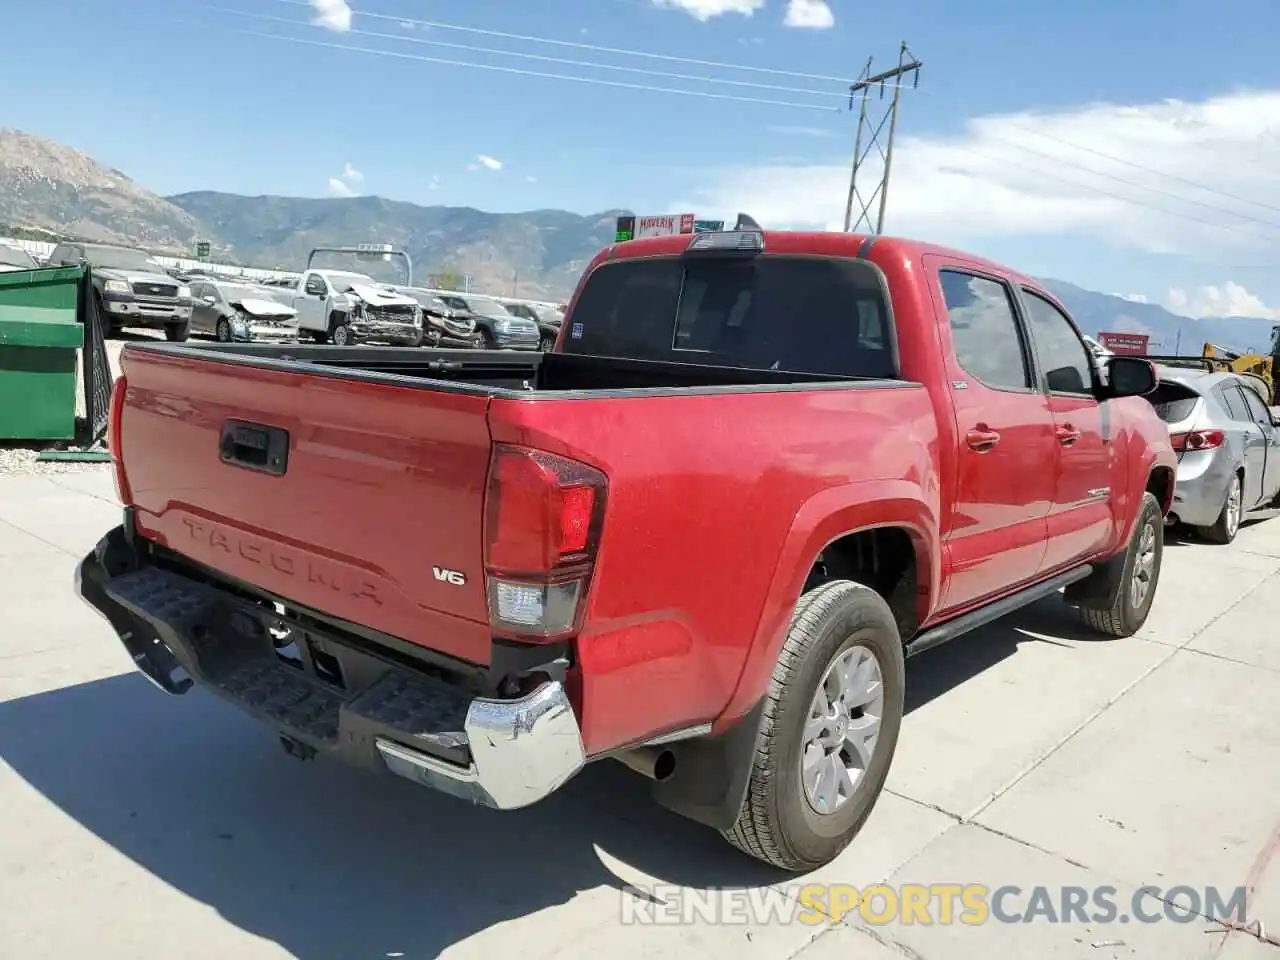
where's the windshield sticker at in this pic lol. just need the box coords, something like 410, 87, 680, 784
571, 321, 584, 339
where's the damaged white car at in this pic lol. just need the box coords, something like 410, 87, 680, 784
291, 269, 424, 346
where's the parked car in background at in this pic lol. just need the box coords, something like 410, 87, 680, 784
502, 300, 563, 351
1146, 367, 1280, 543
391, 287, 484, 348
0, 244, 39, 272
47, 241, 193, 340
189, 278, 300, 343
291, 269, 424, 346
434, 293, 540, 350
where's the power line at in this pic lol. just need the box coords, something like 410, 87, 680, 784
218, 8, 851, 103
973, 134, 1280, 231
947, 143, 1274, 244
270, 0, 893, 86
232, 28, 843, 111
1002, 121, 1280, 217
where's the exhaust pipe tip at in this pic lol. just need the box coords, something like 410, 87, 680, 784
614, 746, 677, 782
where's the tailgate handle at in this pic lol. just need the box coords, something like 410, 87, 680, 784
220, 420, 289, 476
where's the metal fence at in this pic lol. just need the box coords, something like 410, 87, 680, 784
77, 267, 113, 446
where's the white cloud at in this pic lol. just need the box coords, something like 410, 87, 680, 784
341, 162, 363, 182
526, 175, 538, 183
309, 0, 351, 33
428, 175, 440, 191
652, 0, 765, 21
475, 154, 502, 171
681, 89, 1280, 267
784, 0, 834, 28
1118, 293, 1149, 304
327, 177, 355, 197
767, 124, 837, 138
1165, 282, 1279, 319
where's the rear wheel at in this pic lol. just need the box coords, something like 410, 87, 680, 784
1201, 472, 1243, 544
165, 320, 190, 342
215, 318, 232, 342
331, 322, 352, 346
1078, 491, 1164, 636
722, 580, 905, 872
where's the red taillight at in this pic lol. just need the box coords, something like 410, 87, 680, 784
483, 445, 607, 639
107, 375, 131, 503
1170, 429, 1224, 452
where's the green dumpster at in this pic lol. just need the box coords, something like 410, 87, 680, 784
0, 265, 85, 441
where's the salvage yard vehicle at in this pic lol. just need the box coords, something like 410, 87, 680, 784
1145, 366, 1280, 543
47, 241, 193, 340
392, 287, 484, 348
292, 269, 424, 346
0, 244, 39, 272
434, 292, 541, 350
502, 299, 564, 351
78, 225, 1175, 873
189, 278, 299, 343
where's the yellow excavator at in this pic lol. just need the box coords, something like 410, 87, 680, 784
1202, 341, 1275, 406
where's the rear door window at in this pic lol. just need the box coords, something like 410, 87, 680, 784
562, 255, 895, 378
1237, 383, 1272, 426
1215, 384, 1248, 421
938, 270, 1031, 391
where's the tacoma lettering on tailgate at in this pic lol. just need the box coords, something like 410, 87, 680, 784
181, 518, 382, 605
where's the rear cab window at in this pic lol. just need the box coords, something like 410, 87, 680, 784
1146, 381, 1200, 423
562, 255, 896, 378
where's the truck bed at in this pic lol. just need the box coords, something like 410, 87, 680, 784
133, 341, 875, 394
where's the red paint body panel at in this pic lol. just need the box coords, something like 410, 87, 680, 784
119, 349, 496, 666
488, 386, 939, 755
114, 229, 1177, 761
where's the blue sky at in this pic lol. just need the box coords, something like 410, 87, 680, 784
5, 0, 1280, 317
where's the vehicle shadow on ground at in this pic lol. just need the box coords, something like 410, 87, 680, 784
0, 597, 1097, 957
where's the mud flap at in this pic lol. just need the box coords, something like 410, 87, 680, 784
649, 701, 764, 831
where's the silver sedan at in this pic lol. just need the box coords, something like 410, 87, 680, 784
1147, 367, 1280, 543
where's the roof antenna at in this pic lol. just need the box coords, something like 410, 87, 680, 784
733, 213, 762, 231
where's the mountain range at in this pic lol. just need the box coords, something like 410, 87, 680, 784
0, 127, 1273, 351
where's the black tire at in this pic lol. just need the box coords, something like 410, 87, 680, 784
331, 322, 353, 346
540, 334, 556, 352
477, 328, 496, 350
722, 580, 905, 872
165, 320, 190, 342
215, 318, 232, 342
1200, 472, 1243, 545
310, 330, 327, 344
1078, 491, 1164, 637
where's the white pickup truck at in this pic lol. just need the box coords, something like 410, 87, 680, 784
292, 268, 424, 346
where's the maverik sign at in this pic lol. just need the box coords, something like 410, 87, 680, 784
624, 213, 696, 238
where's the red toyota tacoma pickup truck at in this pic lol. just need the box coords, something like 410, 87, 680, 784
77, 227, 1175, 872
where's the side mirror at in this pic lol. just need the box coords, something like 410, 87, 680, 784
1106, 356, 1157, 398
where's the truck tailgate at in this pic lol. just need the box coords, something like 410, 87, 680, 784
117, 348, 495, 665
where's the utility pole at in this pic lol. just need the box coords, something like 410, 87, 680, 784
842, 42, 922, 234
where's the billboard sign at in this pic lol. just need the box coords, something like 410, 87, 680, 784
1097, 332, 1150, 356
631, 213, 696, 238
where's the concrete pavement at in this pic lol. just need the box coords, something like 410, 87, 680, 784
0, 467, 1276, 959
